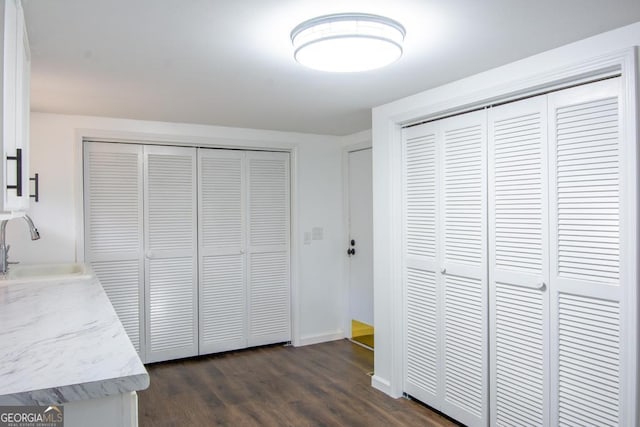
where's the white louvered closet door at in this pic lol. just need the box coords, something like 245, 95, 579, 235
83, 142, 145, 360
402, 121, 441, 409
548, 78, 629, 427
198, 149, 246, 354
144, 145, 198, 363
488, 95, 550, 427
438, 110, 488, 427
246, 151, 291, 347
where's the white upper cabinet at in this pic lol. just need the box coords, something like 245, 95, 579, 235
0, 0, 30, 215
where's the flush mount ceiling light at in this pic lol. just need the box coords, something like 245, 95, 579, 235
291, 13, 406, 73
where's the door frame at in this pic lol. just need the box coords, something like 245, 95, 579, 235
342, 134, 373, 340
75, 131, 300, 348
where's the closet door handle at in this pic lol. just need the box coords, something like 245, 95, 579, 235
508, 281, 546, 291
440, 267, 446, 274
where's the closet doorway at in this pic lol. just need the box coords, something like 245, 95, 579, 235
83, 142, 291, 363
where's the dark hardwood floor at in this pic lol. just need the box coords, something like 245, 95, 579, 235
138, 339, 458, 427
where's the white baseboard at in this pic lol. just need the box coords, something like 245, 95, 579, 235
296, 330, 344, 347
371, 375, 397, 397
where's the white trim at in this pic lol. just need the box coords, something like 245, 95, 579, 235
372, 47, 638, 424
620, 48, 639, 427
297, 330, 345, 347
371, 375, 397, 397
74, 130, 85, 262
289, 146, 301, 347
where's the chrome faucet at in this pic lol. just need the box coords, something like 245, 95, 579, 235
0, 215, 40, 274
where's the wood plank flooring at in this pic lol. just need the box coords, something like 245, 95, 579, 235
138, 339, 458, 427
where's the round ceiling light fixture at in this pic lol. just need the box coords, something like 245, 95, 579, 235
291, 13, 406, 73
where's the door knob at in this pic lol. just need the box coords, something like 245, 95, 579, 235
350, 239, 355, 246
441, 267, 446, 274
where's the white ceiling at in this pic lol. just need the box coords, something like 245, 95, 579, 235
23, 0, 640, 136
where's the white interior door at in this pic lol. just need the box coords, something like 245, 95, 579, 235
402, 110, 488, 427
438, 111, 488, 427
402, 122, 440, 408
246, 151, 291, 347
348, 148, 374, 330
144, 145, 198, 363
198, 148, 247, 354
548, 78, 627, 427
83, 142, 145, 360
489, 95, 550, 426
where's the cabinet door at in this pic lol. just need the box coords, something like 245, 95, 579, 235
489, 95, 550, 426
198, 148, 247, 354
11, 0, 28, 211
1, 0, 20, 212
144, 145, 198, 363
246, 151, 291, 347
402, 121, 441, 408
438, 110, 488, 427
548, 78, 628, 426
83, 142, 145, 360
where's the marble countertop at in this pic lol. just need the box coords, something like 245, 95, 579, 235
0, 272, 149, 405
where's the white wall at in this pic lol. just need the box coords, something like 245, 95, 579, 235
371, 21, 640, 398
8, 112, 347, 346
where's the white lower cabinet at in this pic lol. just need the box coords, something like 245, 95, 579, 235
402, 77, 634, 426
84, 142, 291, 364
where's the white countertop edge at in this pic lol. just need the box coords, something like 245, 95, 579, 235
0, 371, 150, 405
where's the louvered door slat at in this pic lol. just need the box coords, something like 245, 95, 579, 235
198, 149, 247, 354
489, 95, 549, 426
402, 123, 440, 408
83, 142, 145, 360
549, 78, 626, 427
144, 145, 198, 363
246, 151, 290, 346
439, 111, 487, 427
91, 260, 142, 353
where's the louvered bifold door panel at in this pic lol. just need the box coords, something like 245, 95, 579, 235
401, 122, 441, 408
439, 110, 488, 427
246, 151, 291, 346
548, 78, 628, 427
83, 142, 145, 360
488, 95, 550, 427
198, 149, 247, 354
144, 145, 198, 363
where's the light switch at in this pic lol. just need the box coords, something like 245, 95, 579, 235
304, 231, 312, 245
312, 227, 323, 240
